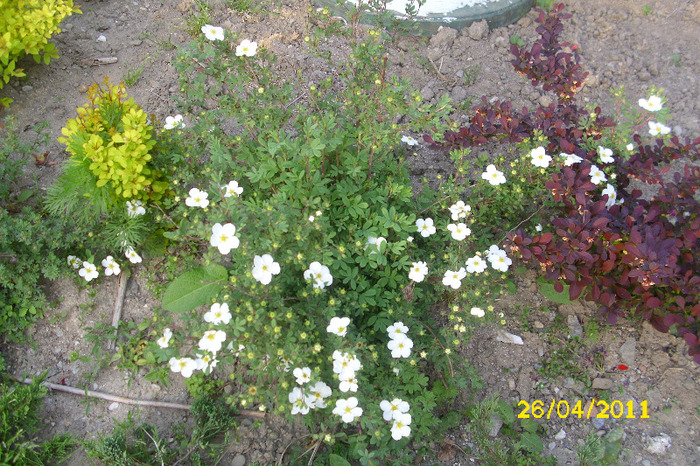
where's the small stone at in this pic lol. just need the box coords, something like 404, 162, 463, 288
468, 20, 489, 41
647, 62, 659, 77
494, 36, 508, 48
129, 39, 143, 46
96, 35, 107, 42
495, 329, 524, 345
488, 414, 503, 437
619, 337, 637, 367
592, 417, 605, 429
508, 378, 516, 390
591, 378, 613, 390
638, 71, 652, 81
231, 453, 246, 466
567, 315, 583, 338
21, 85, 33, 91
151, 384, 161, 392
108, 402, 119, 411
673, 125, 683, 136
645, 433, 671, 455
534, 321, 544, 329
555, 429, 566, 440
517, 16, 532, 28
430, 26, 457, 48
548, 441, 556, 450
420, 86, 435, 101
538, 95, 553, 108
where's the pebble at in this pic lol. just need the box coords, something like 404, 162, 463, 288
619, 337, 636, 367
592, 417, 606, 429
430, 26, 457, 48
420, 86, 435, 101
468, 20, 489, 41
97, 35, 107, 42
567, 315, 583, 338
495, 329, 524, 345
638, 70, 652, 81
555, 429, 566, 440
591, 377, 613, 390
549, 441, 556, 450
22, 85, 33, 91
451, 86, 468, 102
645, 433, 671, 455
231, 453, 246, 466
108, 402, 119, 411
129, 39, 143, 46
534, 321, 544, 329
489, 414, 503, 437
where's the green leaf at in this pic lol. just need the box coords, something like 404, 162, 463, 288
162, 265, 227, 313
537, 277, 575, 304
497, 400, 515, 425
16, 189, 34, 202
329, 454, 352, 466
518, 432, 544, 454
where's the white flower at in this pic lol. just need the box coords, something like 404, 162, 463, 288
79, 261, 98, 282
338, 372, 359, 393
289, 387, 310, 415
387, 336, 413, 358
447, 223, 471, 241
408, 261, 428, 282
306, 381, 332, 408
124, 247, 142, 264
304, 261, 333, 289
489, 254, 512, 272
332, 351, 362, 378
481, 164, 506, 185
466, 255, 487, 274
487, 245, 507, 259
387, 322, 409, 340
530, 146, 552, 168
416, 218, 436, 237
157, 328, 172, 349
597, 146, 615, 164
535, 224, 543, 232
194, 353, 216, 373
222, 180, 243, 198
648, 121, 671, 136
391, 412, 412, 440
126, 200, 146, 217
626, 143, 634, 152
201, 24, 224, 41
169, 357, 197, 378
639, 95, 662, 112
210, 223, 240, 255
380, 399, 410, 422
327, 316, 351, 337
101, 256, 121, 276
163, 114, 185, 130
560, 152, 583, 166
67, 255, 81, 269
601, 183, 619, 208
198, 330, 226, 353
308, 215, 315, 222
185, 187, 209, 208
449, 200, 471, 220
470, 307, 485, 318
589, 165, 607, 185
235, 39, 257, 57
204, 303, 232, 325
401, 135, 418, 146
442, 268, 466, 289
365, 236, 386, 254
252, 254, 280, 285
333, 397, 363, 423
406, 236, 414, 243
293, 367, 312, 385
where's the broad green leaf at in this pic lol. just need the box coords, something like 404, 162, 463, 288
537, 277, 576, 304
329, 454, 352, 466
162, 265, 227, 313
518, 432, 544, 454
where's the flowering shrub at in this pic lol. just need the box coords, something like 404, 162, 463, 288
425, 3, 700, 363
0, 0, 80, 107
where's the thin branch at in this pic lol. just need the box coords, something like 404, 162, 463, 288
108, 269, 130, 351
12, 375, 265, 418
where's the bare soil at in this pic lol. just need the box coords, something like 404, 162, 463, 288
2, 0, 699, 464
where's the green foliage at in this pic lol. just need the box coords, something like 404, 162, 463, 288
0, 375, 76, 465
0, 117, 88, 341
0, 0, 80, 107
162, 264, 228, 313
537, 276, 575, 304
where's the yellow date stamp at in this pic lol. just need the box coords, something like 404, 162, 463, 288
517, 399, 650, 420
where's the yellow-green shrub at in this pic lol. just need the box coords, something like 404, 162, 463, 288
0, 0, 80, 107
58, 78, 168, 202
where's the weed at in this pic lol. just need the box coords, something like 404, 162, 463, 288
584, 319, 601, 343
184, 0, 211, 37
535, 0, 554, 10
123, 64, 145, 87
671, 53, 682, 67
463, 64, 481, 86
510, 34, 526, 47
642, 5, 653, 15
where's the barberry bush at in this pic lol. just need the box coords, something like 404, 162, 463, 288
426, 4, 700, 363
0, 0, 80, 107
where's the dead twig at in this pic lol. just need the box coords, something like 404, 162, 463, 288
12, 375, 266, 418
108, 268, 130, 351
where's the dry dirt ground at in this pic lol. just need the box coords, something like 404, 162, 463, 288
2, 0, 699, 464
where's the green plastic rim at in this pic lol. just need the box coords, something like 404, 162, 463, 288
314, 0, 535, 35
